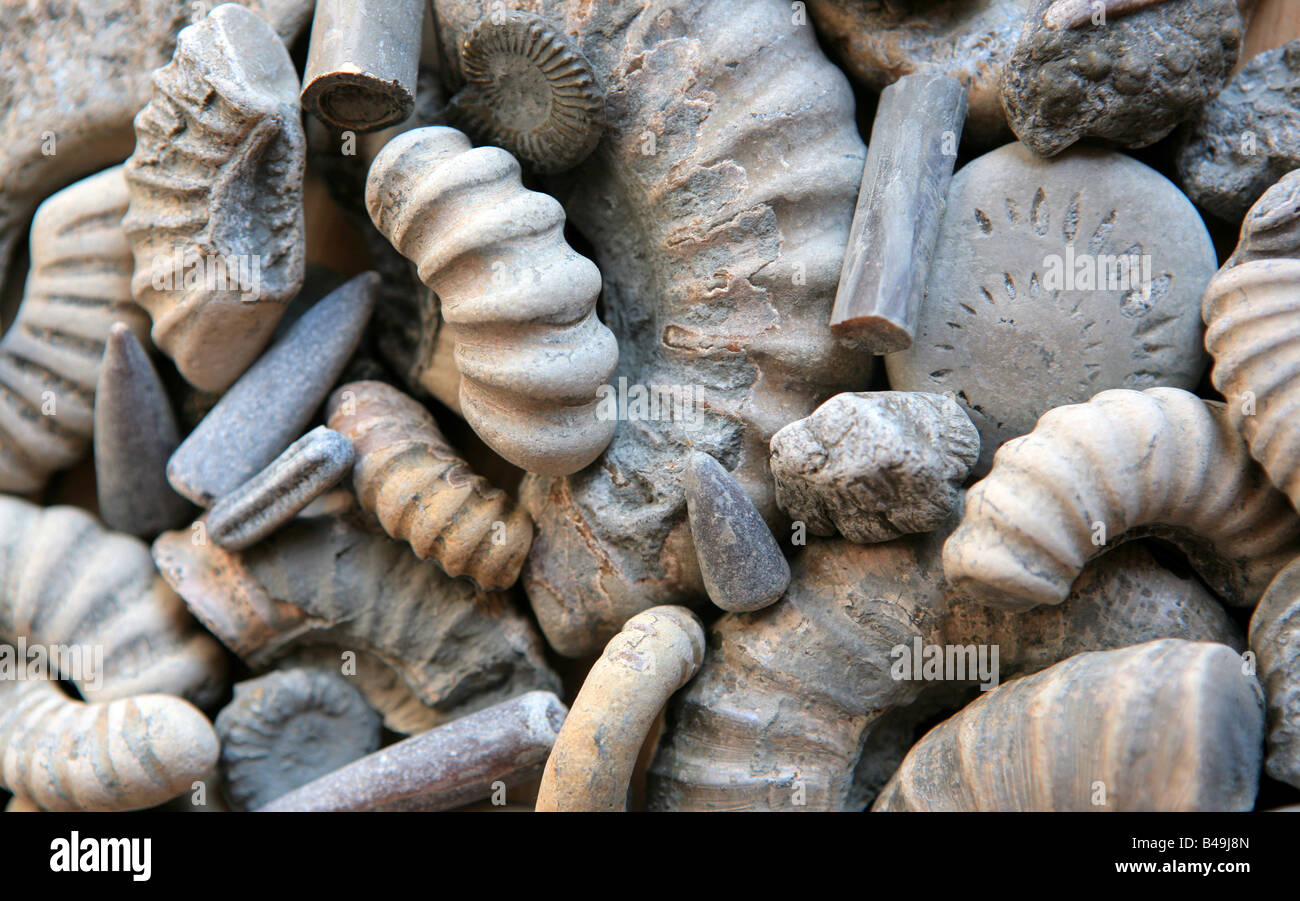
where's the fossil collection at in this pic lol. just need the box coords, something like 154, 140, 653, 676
4, 0, 1300, 815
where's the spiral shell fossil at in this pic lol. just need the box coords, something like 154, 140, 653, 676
873, 640, 1264, 811
326, 380, 534, 591
123, 2, 306, 394
366, 125, 618, 476
943, 388, 1300, 612
0, 165, 150, 496
1249, 556, 1300, 790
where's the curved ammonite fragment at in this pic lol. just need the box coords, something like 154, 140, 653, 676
1249, 556, 1300, 791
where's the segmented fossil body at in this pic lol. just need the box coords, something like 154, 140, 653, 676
366, 125, 618, 477
943, 388, 1300, 612
647, 529, 1243, 811
0, 496, 227, 709
0, 165, 150, 495
431, 0, 874, 656
873, 640, 1264, 811
1249, 556, 1300, 790
123, 2, 306, 394
326, 380, 534, 590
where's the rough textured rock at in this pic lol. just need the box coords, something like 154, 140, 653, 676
216, 667, 382, 811
874, 640, 1264, 811
684, 452, 790, 612
1178, 40, 1300, 222
260, 691, 567, 811
770, 392, 978, 543
1000, 0, 1242, 156
1249, 556, 1300, 790
123, 2, 307, 394
944, 388, 1300, 611
886, 142, 1216, 474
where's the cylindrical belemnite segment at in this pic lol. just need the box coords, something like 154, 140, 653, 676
301, 0, 425, 132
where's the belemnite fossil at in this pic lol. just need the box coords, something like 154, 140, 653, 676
2, 0, 1299, 817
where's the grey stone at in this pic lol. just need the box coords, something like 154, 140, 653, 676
684, 451, 790, 613
1000, 0, 1242, 156
94, 323, 193, 537
885, 142, 1216, 474
167, 271, 379, 507
831, 74, 967, 354
1178, 40, 1300, 223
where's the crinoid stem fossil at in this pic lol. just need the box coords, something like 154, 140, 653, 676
0, 165, 150, 496
444, 9, 605, 174
123, 2, 306, 394
366, 126, 618, 476
326, 380, 534, 591
536, 606, 705, 811
206, 426, 355, 551
1249, 556, 1300, 790
166, 272, 378, 507
942, 387, 1300, 611
301, 0, 425, 132
873, 640, 1264, 811
0, 496, 227, 708
259, 691, 567, 811
830, 74, 967, 353
0, 677, 219, 812
1043, 0, 1172, 29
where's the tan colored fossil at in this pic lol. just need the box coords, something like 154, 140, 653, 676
326, 380, 534, 591
537, 606, 704, 811
0, 677, 219, 812
0, 496, 227, 709
365, 125, 618, 476
873, 640, 1264, 811
1043, 0, 1172, 29
123, 3, 306, 394
943, 388, 1300, 612
0, 165, 150, 496
1249, 555, 1300, 790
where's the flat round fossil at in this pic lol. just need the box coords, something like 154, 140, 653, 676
886, 142, 1215, 474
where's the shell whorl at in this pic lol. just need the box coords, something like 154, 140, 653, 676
0, 496, 227, 708
873, 640, 1264, 812
0, 678, 218, 812
0, 165, 149, 495
326, 380, 534, 591
122, 3, 305, 394
446, 10, 604, 174
1249, 556, 1300, 790
365, 125, 618, 476
942, 387, 1300, 611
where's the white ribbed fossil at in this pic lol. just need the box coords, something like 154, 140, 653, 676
943, 387, 1300, 612
1249, 555, 1300, 791
0, 165, 150, 495
366, 125, 618, 476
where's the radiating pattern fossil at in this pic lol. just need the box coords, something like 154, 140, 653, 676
770, 392, 979, 543
886, 142, 1216, 474
1249, 556, 1300, 790
647, 530, 1243, 811
537, 606, 704, 812
445, 10, 605, 174
873, 640, 1264, 811
0, 496, 227, 708
0, 165, 150, 496
943, 388, 1300, 612
0, 678, 219, 812
152, 495, 560, 731
325, 380, 533, 591
215, 667, 381, 811
366, 125, 618, 477
123, 2, 306, 394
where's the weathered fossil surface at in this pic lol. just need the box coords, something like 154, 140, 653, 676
1249, 555, 1300, 790
1000, 0, 1242, 156
647, 526, 1242, 811
944, 388, 1300, 612
0, 166, 150, 496
771, 392, 979, 543
0, 496, 227, 708
873, 640, 1264, 811
124, 2, 306, 395
886, 142, 1215, 474
805, 0, 1031, 147
428, 0, 874, 656
1178, 41, 1300, 223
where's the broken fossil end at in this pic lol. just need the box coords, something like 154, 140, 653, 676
302, 71, 416, 134
828, 314, 914, 355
